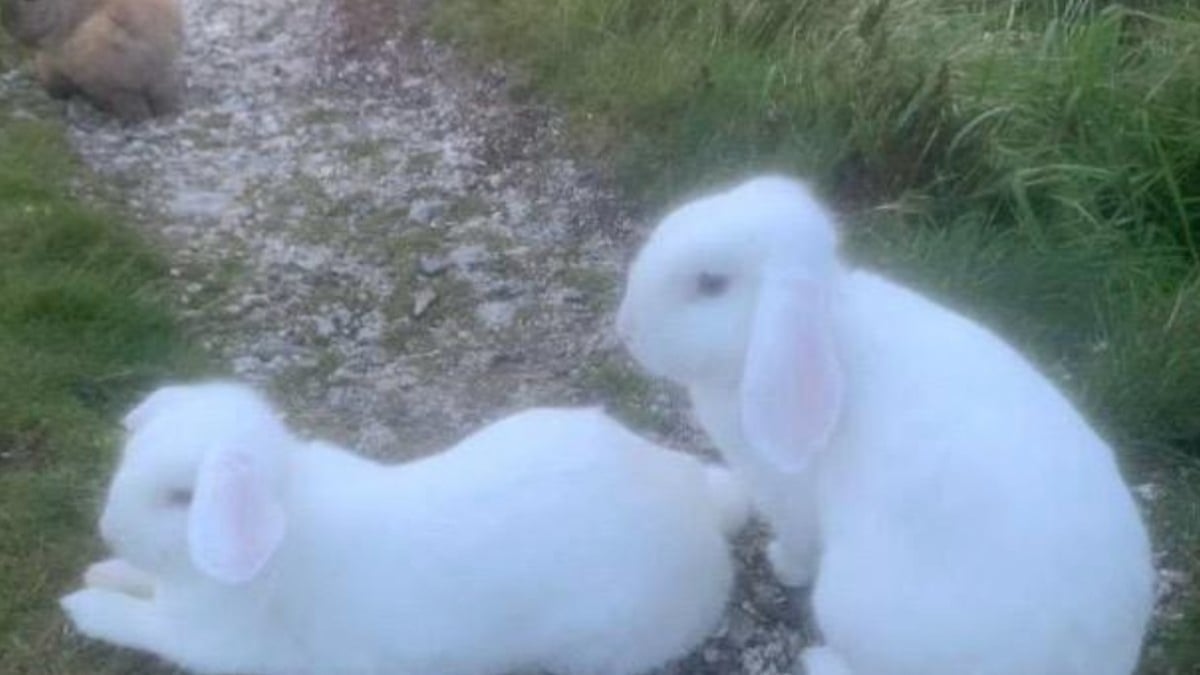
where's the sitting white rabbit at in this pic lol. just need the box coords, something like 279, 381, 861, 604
60, 381, 749, 675
615, 176, 1155, 675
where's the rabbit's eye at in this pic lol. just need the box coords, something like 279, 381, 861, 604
163, 488, 193, 508
695, 272, 730, 298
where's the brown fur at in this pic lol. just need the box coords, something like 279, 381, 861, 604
3, 0, 183, 122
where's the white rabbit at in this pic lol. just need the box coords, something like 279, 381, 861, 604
615, 176, 1155, 675
60, 381, 749, 675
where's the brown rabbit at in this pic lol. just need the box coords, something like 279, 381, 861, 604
2, 0, 183, 121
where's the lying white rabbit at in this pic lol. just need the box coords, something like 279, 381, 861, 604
615, 176, 1155, 675
60, 381, 749, 675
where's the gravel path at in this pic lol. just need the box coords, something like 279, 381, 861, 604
14, 0, 809, 671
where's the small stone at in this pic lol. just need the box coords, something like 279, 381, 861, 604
489, 352, 524, 367
1158, 568, 1188, 591
1133, 482, 1161, 503
408, 199, 446, 225
330, 365, 357, 383
357, 317, 384, 342
412, 289, 438, 317
417, 255, 449, 276
476, 300, 516, 330
313, 316, 336, 338
293, 247, 331, 272
484, 282, 522, 301
232, 356, 259, 374
447, 244, 487, 270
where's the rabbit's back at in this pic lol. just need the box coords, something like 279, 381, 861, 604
269, 409, 736, 674
810, 271, 1154, 674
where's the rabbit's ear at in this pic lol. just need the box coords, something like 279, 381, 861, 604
739, 267, 843, 472
188, 445, 286, 584
122, 386, 187, 432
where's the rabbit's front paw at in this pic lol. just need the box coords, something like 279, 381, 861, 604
61, 588, 124, 640
84, 558, 156, 598
61, 587, 155, 648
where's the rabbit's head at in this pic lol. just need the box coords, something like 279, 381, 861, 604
100, 382, 291, 584
1, 0, 90, 47
617, 176, 844, 471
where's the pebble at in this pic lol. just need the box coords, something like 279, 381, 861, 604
412, 288, 438, 317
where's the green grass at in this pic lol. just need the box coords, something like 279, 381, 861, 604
434, 0, 1200, 449
433, 0, 1200, 670
0, 106, 201, 671
578, 356, 673, 434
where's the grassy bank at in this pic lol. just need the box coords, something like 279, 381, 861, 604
433, 0, 1200, 670
0, 95, 200, 670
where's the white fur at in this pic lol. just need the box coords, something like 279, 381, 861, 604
616, 175, 1155, 674
61, 381, 747, 675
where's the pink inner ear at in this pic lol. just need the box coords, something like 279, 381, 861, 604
795, 313, 841, 444
222, 461, 270, 567
740, 273, 844, 472
189, 449, 286, 584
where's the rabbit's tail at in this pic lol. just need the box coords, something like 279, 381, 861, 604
705, 466, 751, 537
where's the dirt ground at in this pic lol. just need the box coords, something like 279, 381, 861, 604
26, 0, 812, 671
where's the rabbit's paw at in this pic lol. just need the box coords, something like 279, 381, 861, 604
62, 588, 124, 639
61, 587, 155, 648
84, 558, 156, 598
